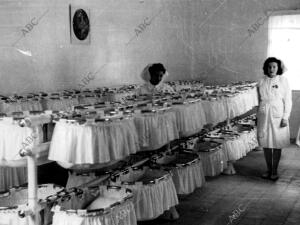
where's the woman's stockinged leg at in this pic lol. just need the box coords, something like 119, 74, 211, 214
264, 148, 273, 173
262, 148, 273, 178
271, 148, 282, 180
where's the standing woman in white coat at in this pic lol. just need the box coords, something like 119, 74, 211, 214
257, 57, 292, 181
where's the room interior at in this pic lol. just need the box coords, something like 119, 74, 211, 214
1, 0, 300, 225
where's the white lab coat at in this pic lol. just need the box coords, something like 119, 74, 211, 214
257, 75, 292, 148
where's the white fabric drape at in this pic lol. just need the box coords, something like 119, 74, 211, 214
155, 153, 206, 194
171, 160, 205, 194
0, 167, 27, 192
111, 168, 179, 221
171, 101, 207, 137
49, 119, 139, 166
0, 120, 43, 164
134, 111, 179, 150
196, 147, 227, 177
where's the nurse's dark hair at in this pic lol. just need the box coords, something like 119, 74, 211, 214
263, 57, 285, 75
149, 63, 166, 77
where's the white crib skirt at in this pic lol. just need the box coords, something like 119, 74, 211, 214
222, 130, 256, 162
226, 88, 258, 119
155, 152, 205, 194
111, 168, 178, 221
171, 160, 205, 195
238, 92, 251, 114
225, 96, 244, 119
222, 138, 247, 162
172, 101, 207, 137
201, 88, 258, 125
245, 88, 259, 111
239, 129, 258, 154
220, 87, 257, 120
197, 147, 227, 177
202, 99, 227, 125
48, 119, 139, 166
222, 130, 258, 162
0, 120, 44, 166
0, 167, 27, 192
134, 111, 179, 151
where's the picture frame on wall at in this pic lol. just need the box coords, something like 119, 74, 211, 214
69, 5, 91, 44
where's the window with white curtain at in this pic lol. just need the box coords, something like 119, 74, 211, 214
268, 12, 300, 90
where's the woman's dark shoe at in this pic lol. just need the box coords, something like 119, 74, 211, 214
270, 174, 279, 181
161, 210, 179, 221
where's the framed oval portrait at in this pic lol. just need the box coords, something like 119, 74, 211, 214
70, 5, 91, 44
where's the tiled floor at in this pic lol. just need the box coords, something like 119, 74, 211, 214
139, 144, 300, 225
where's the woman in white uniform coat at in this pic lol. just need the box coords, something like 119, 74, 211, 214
257, 57, 292, 181
137, 63, 175, 96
